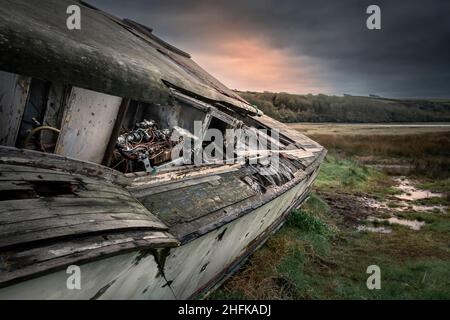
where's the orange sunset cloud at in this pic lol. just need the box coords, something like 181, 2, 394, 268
190, 38, 331, 94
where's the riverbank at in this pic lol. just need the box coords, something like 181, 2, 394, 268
289, 122, 450, 135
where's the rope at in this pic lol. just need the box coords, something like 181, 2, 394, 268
24, 125, 60, 147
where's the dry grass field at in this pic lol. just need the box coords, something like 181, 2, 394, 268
289, 123, 450, 136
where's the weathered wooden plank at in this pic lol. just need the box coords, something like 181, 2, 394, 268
55, 87, 122, 164
0, 164, 132, 195
0, 219, 168, 250
236, 149, 315, 159
130, 163, 241, 187
7, 231, 176, 263
0, 71, 31, 146
0, 208, 151, 225
0, 181, 135, 203
77, 182, 132, 195
0, 187, 134, 206
40, 83, 68, 147
0, 230, 179, 286
280, 149, 315, 158
139, 172, 256, 225
0, 181, 33, 191
0, 197, 148, 214
66, 190, 135, 201
304, 147, 324, 153
130, 175, 222, 198
102, 98, 130, 167
0, 213, 158, 235
0, 171, 89, 182
254, 114, 322, 148
0, 202, 151, 222
0, 172, 168, 233
0, 167, 135, 200
0, 163, 67, 174
0, 146, 129, 186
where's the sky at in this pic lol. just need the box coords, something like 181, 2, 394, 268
89, 0, 450, 98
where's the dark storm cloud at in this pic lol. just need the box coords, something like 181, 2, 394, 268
89, 0, 450, 98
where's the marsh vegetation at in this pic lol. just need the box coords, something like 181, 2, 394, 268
211, 124, 450, 299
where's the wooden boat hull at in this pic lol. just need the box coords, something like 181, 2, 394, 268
0, 165, 320, 299
0, 0, 327, 299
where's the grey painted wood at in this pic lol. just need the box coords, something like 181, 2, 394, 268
40, 83, 68, 147
0, 170, 318, 299
130, 175, 222, 198
0, 219, 165, 250
0, 230, 178, 287
0, 146, 129, 186
138, 172, 257, 226
55, 87, 122, 164
102, 98, 130, 167
0, 162, 170, 249
0, 70, 31, 146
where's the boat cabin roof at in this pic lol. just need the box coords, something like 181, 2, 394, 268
0, 0, 257, 115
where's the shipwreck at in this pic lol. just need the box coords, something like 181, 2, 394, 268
0, 0, 325, 299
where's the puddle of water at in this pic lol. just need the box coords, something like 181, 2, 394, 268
364, 178, 447, 214
367, 199, 447, 214
357, 177, 444, 233
394, 178, 443, 201
366, 198, 446, 214
409, 204, 447, 213
364, 197, 389, 210
367, 216, 425, 230
357, 225, 392, 234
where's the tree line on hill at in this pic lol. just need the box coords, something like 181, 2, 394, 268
237, 91, 450, 123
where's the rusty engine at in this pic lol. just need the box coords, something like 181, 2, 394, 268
113, 119, 176, 173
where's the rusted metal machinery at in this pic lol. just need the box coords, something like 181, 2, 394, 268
114, 120, 176, 173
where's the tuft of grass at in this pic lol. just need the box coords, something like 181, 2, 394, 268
287, 209, 332, 237
287, 194, 332, 234
395, 211, 435, 223
315, 155, 384, 192
412, 197, 448, 206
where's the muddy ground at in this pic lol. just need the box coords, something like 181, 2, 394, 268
319, 176, 448, 232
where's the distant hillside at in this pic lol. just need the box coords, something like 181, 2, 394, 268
236, 91, 450, 123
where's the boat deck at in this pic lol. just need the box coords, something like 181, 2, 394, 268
0, 147, 178, 287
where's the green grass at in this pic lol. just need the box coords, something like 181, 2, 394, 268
315, 155, 383, 191
328, 259, 450, 300
314, 155, 397, 201
286, 195, 333, 237
412, 197, 448, 206
417, 179, 450, 193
